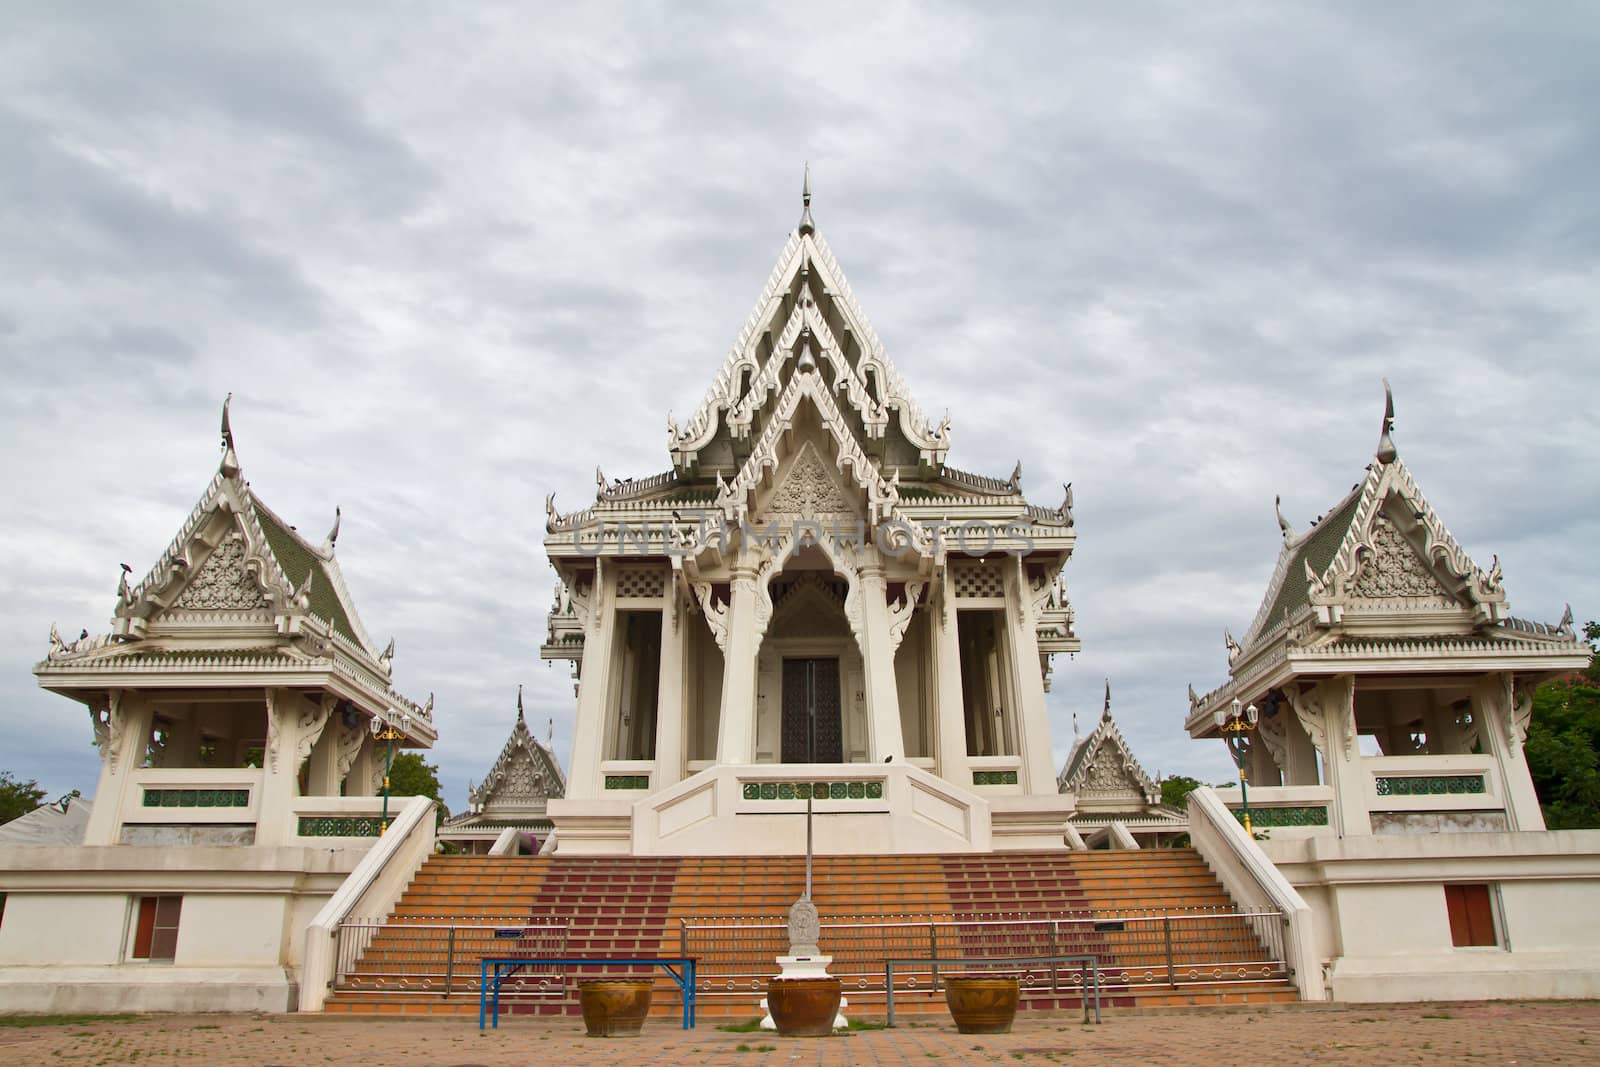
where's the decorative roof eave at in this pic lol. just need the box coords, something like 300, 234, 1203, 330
666, 221, 951, 472
807, 232, 951, 463
1187, 622, 1589, 736
669, 232, 803, 463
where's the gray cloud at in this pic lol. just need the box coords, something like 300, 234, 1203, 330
2, 2, 1595, 804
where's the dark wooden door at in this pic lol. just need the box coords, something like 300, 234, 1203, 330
781, 658, 843, 763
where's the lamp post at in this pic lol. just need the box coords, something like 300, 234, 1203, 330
1214, 697, 1259, 836
371, 708, 411, 834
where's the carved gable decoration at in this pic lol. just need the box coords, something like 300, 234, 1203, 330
1082, 752, 1146, 798
172, 532, 270, 611
766, 442, 852, 516
1350, 513, 1455, 601
1059, 710, 1160, 808
469, 710, 567, 815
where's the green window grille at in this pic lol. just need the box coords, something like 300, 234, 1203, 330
1373, 774, 1486, 797
1233, 806, 1329, 827
603, 774, 650, 790
972, 770, 1019, 786
297, 816, 383, 837
740, 780, 886, 801
142, 788, 250, 808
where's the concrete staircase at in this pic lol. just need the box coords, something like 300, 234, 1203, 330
321, 849, 1297, 1017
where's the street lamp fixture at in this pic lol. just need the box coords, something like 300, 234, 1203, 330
371, 709, 411, 834
1214, 697, 1259, 836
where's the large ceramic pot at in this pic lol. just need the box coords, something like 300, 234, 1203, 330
943, 973, 1020, 1034
578, 978, 653, 1037
766, 976, 842, 1037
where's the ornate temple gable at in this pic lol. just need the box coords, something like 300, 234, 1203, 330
667, 179, 950, 477
767, 573, 852, 640
468, 692, 567, 813
1057, 691, 1159, 806
36, 398, 434, 741
760, 440, 855, 518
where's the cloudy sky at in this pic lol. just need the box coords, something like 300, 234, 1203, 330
3, 2, 1596, 808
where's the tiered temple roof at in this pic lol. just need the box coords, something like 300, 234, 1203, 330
441, 688, 565, 848
34, 397, 433, 745
1187, 384, 1586, 736
1060, 684, 1186, 838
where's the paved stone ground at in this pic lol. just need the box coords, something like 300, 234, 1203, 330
1, 1001, 1595, 1066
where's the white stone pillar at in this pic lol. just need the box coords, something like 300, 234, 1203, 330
1318, 676, 1371, 837
932, 580, 970, 783
567, 565, 620, 798
653, 582, 686, 788
1473, 672, 1545, 832
857, 562, 905, 762
305, 706, 341, 797
255, 687, 300, 847
1002, 561, 1056, 793
1281, 708, 1320, 787
716, 562, 760, 764
83, 690, 151, 846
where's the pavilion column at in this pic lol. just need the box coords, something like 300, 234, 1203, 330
346, 737, 378, 797
857, 561, 905, 762
305, 703, 342, 797
1473, 672, 1545, 832
1002, 560, 1056, 793
1281, 707, 1321, 786
567, 564, 619, 798
1317, 676, 1371, 837
653, 582, 686, 789
932, 578, 970, 782
83, 690, 152, 847
255, 688, 300, 847
715, 560, 760, 764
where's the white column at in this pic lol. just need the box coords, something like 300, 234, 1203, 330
1317, 676, 1371, 837
1002, 561, 1056, 793
857, 562, 905, 762
306, 708, 341, 797
716, 561, 760, 764
1473, 672, 1545, 832
932, 580, 970, 783
1282, 708, 1320, 786
567, 565, 619, 798
255, 687, 301, 847
83, 690, 151, 846
653, 582, 686, 788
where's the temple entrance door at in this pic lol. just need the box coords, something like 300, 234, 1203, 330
781, 658, 843, 763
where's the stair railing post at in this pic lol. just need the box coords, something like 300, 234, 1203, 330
1049, 920, 1059, 994
445, 926, 455, 996
928, 921, 938, 990
1164, 913, 1175, 989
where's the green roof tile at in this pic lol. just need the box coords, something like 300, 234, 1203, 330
251, 502, 361, 646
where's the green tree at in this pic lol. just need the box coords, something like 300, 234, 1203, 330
386, 752, 450, 825
1160, 774, 1205, 809
0, 770, 48, 826
1525, 621, 1600, 829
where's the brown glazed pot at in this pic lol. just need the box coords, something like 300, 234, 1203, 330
578, 978, 653, 1037
766, 976, 842, 1037
943, 974, 1020, 1034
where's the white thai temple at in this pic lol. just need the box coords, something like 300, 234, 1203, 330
539, 176, 1080, 855
439, 688, 566, 854
1185, 388, 1598, 1000
2, 403, 436, 1011
1059, 684, 1188, 848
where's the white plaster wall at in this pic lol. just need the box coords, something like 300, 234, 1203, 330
1333, 882, 1453, 956
1499, 880, 1600, 951
176, 895, 288, 966
0, 893, 128, 964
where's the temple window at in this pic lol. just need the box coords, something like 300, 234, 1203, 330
957, 610, 1016, 757
609, 611, 662, 760
1445, 884, 1499, 948
130, 895, 182, 961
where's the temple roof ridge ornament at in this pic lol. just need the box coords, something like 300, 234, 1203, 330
797, 163, 815, 237
1057, 680, 1160, 804
1376, 378, 1398, 465
667, 182, 950, 472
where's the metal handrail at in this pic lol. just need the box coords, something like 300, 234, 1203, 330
335, 918, 570, 997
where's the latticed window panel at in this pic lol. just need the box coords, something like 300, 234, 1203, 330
740, 781, 884, 801
615, 567, 668, 599
603, 774, 650, 790
1373, 774, 1486, 797
950, 562, 1005, 599
297, 816, 383, 837
972, 770, 1019, 786
1233, 806, 1329, 827
142, 788, 250, 808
